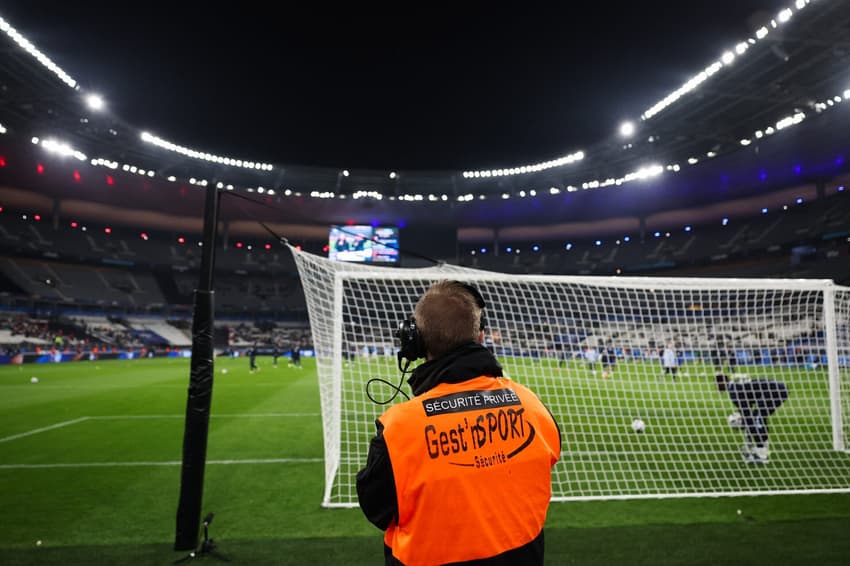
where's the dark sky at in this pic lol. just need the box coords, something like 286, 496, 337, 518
2, 1, 789, 170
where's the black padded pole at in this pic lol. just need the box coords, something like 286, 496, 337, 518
174, 184, 220, 551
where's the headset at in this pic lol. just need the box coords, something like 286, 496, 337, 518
397, 282, 486, 366
367, 282, 487, 405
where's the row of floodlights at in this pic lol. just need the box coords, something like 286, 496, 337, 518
27, 80, 848, 202
0, 1, 815, 179
640, 0, 811, 120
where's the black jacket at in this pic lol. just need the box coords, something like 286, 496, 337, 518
355, 342, 557, 565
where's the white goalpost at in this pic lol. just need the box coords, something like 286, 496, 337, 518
289, 245, 850, 507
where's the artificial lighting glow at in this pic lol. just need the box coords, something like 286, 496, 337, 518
619, 121, 635, 137
389, 171, 397, 179
85, 93, 105, 111
640, 0, 816, 121
0, 16, 77, 88
342, 170, 350, 177
776, 111, 806, 131
352, 190, 383, 200
140, 131, 273, 171
36, 138, 87, 161
463, 150, 583, 179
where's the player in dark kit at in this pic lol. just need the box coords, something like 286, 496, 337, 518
249, 344, 259, 373
727, 378, 789, 464
289, 344, 302, 368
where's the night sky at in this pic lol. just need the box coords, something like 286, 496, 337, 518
2, 1, 789, 171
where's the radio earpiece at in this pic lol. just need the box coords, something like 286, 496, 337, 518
367, 281, 488, 405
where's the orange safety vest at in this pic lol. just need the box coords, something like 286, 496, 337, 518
380, 375, 561, 566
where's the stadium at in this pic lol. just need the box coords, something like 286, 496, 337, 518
1, 1, 849, 564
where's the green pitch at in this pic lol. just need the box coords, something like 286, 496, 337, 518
1, 357, 849, 565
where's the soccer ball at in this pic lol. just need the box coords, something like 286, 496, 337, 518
631, 419, 646, 433
221, 368, 229, 375
30, 376, 39, 384
728, 412, 744, 429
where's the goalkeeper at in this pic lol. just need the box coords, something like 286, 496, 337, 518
356, 280, 562, 565
727, 378, 789, 464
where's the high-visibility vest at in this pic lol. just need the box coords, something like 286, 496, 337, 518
380, 375, 561, 566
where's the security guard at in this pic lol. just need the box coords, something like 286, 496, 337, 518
357, 280, 561, 565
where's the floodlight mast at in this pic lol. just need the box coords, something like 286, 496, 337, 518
174, 183, 221, 551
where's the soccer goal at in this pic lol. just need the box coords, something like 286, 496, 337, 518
289, 245, 850, 507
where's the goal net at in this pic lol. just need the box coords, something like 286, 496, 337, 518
289, 245, 850, 507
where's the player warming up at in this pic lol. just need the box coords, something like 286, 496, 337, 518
356, 280, 561, 565
661, 343, 678, 381
727, 378, 789, 464
249, 343, 259, 374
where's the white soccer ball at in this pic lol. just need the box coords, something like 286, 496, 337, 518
728, 412, 744, 429
221, 368, 229, 375
30, 376, 39, 384
631, 418, 646, 433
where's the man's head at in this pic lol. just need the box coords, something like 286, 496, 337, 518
413, 280, 485, 360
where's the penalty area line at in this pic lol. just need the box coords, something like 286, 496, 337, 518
0, 417, 91, 444
0, 457, 324, 470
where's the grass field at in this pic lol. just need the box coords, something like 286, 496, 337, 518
1, 356, 849, 565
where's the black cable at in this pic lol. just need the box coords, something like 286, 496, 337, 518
220, 190, 440, 265
221, 189, 425, 407
366, 359, 412, 405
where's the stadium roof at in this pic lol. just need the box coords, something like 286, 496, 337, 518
0, 0, 849, 232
